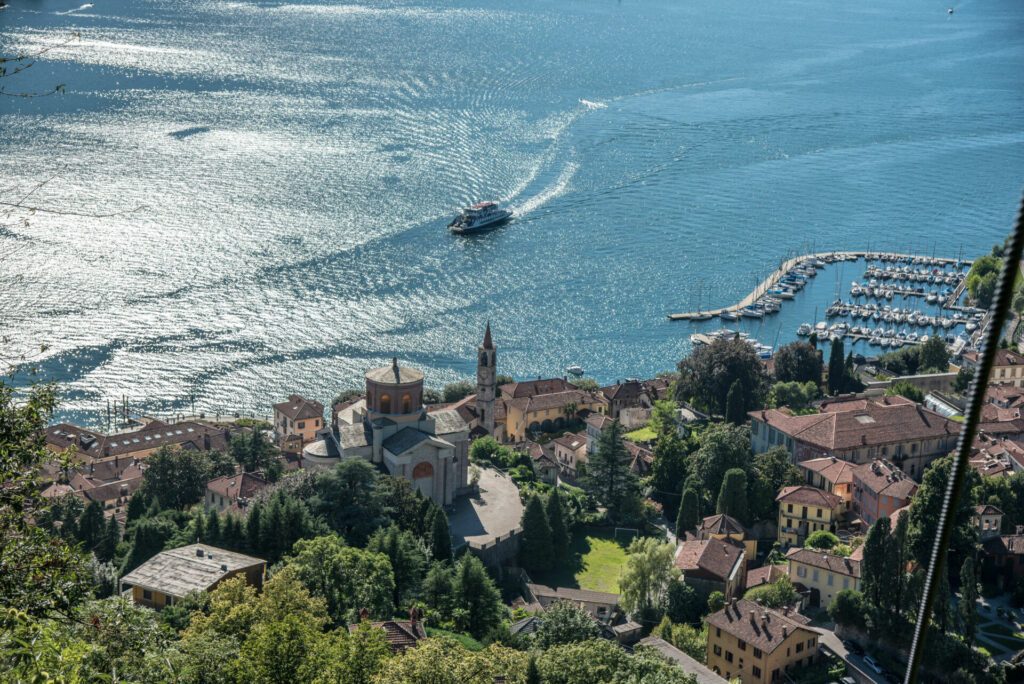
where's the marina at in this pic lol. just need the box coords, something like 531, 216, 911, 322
668, 251, 971, 321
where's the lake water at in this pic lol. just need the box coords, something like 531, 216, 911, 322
2, 0, 1022, 425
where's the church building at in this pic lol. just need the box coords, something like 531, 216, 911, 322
303, 358, 471, 506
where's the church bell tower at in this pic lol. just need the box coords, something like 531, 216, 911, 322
476, 322, 497, 436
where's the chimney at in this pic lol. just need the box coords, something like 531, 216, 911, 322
749, 610, 757, 625
196, 548, 204, 557
409, 607, 418, 624
783, 626, 788, 638
1016, 525, 1024, 535
220, 564, 228, 572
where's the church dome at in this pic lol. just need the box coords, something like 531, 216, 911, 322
365, 357, 424, 415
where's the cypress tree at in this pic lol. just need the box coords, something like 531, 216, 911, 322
78, 500, 105, 549
205, 508, 221, 545
246, 501, 262, 552
860, 517, 892, 615
526, 656, 541, 684
223, 515, 243, 550
520, 494, 554, 573
125, 491, 146, 522
546, 488, 570, 560
193, 508, 207, 542
827, 337, 845, 395
715, 468, 748, 523
676, 485, 700, 537
431, 507, 453, 564
959, 556, 979, 645
725, 379, 746, 424
95, 515, 121, 563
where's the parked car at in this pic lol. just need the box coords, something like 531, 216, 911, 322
864, 655, 885, 675
843, 639, 864, 656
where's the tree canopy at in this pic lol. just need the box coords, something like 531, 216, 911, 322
773, 342, 823, 385
675, 336, 768, 416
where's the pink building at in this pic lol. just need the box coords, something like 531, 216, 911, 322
851, 460, 918, 528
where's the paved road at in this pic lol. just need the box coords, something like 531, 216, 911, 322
813, 627, 886, 684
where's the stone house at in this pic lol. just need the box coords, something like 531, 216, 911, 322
775, 486, 843, 547
674, 538, 748, 601
785, 548, 861, 609
120, 544, 265, 610
272, 394, 324, 446
851, 460, 917, 528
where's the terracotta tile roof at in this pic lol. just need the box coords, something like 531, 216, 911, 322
775, 485, 842, 509
637, 637, 727, 684
706, 599, 815, 655
507, 389, 605, 413
852, 460, 918, 501
206, 472, 268, 504
976, 504, 1004, 516
984, 534, 1024, 557
848, 544, 865, 562
601, 381, 645, 402
698, 514, 747, 537
585, 413, 614, 431
41, 483, 75, 499
785, 548, 861, 579
751, 396, 958, 451
993, 349, 1024, 367
46, 421, 234, 460
674, 538, 745, 581
551, 433, 586, 451
981, 403, 1024, 423
500, 378, 577, 400
272, 394, 324, 422
79, 477, 142, 505
986, 383, 1024, 408
350, 619, 426, 653
888, 505, 911, 529
745, 564, 786, 590
798, 457, 855, 485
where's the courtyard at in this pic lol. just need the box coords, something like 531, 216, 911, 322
449, 467, 523, 548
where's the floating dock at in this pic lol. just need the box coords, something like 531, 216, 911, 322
668, 251, 971, 321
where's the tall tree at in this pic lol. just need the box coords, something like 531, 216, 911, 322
312, 459, 387, 546
78, 500, 105, 550
650, 426, 689, 509
286, 535, 395, 625
0, 380, 89, 617
773, 341, 823, 385
918, 335, 950, 373
724, 380, 747, 425
958, 556, 979, 646
676, 485, 700, 537
715, 468, 748, 523
675, 336, 768, 415
453, 555, 504, 639
748, 447, 802, 523
367, 526, 427, 609
430, 507, 453, 563
827, 337, 846, 395
691, 423, 752, 508
546, 488, 570, 561
907, 454, 980, 569
860, 517, 892, 616
619, 537, 679, 623
581, 420, 641, 523
534, 600, 601, 647
520, 494, 554, 573
95, 515, 121, 563
140, 446, 211, 509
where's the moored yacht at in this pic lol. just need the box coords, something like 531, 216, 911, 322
449, 201, 513, 234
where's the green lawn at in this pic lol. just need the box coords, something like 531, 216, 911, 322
624, 426, 656, 443
532, 532, 630, 594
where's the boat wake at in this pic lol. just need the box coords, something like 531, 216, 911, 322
579, 98, 607, 110
55, 3, 93, 15
511, 160, 578, 218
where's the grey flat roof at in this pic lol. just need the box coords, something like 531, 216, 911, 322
382, 427, 452, 456
120, 544, 265, 598
339, 423, 371, 449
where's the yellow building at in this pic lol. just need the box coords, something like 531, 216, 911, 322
962, 348, 1024, 388
785, 548, 861, 609
776, 486, 843, 547
706, 599, 820, 683
695, 514, 758, 562
503, 387, 607, 443
120, 544, 265, 610
273, 394, 324, 446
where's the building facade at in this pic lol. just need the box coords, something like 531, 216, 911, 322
785, 548, 861, 608
120, 544, 265, 610
775, 486, 842, 547
850, 459, 918, 527
272, 394, 324, 446
705, 599, 819, 684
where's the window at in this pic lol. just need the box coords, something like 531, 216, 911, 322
753, 666, 762, 678
787, 504, 793, 513
380, 394, 391, 413
298, 421, 305, 429
816, 508, 822, 517
738, 640, 746, 651
714, 645, 722, 656
725, 650, 734, 663
754, 647, 762, 658
827, 573, 834, 586
796, 642, 804, 653
802, 506, 808, 518
142, 589, 152, 601
812, 569, 819, 582
716, 628, 721, 638
843, 577, 849, 589
797, 565, 807, 578
402, 393, 412, 413
808, 638, 815, 648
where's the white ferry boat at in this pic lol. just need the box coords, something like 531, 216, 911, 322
449, 201, 513, 234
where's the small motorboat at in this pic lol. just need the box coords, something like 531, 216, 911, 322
720, 310, 739, 321
797, 323, 812, 336
566, 365, 584, 376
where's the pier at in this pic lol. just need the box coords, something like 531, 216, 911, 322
668, 251, 971, 321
